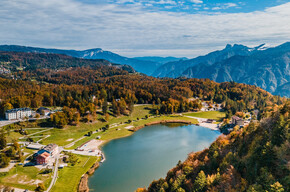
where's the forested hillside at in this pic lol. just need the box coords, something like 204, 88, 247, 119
139, 102, 290, 192
0, 51, 135, 72
0, 45, 159, 75
0, 75, 285, 122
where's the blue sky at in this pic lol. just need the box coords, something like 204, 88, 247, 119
0, 0, 290, 57
107, 0, 289, 13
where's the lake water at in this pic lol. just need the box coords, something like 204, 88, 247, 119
88, 124, 220, 192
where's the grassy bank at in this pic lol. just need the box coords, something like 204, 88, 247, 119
185, 111, 226, 121
51, 155, 99, 192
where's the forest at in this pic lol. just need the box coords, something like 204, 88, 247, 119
138, 102, 290, 192
0, 52, 287, 127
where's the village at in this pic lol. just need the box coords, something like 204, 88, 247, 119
0, 100, 258, 192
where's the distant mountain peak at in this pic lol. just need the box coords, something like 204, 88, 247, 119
224, 43, 250, 51
225, 44, 232, 49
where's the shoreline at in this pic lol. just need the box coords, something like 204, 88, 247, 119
131, 119, 193, 132
77, 119, 219, 192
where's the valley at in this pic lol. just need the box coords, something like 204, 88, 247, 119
0, 44, 288, 192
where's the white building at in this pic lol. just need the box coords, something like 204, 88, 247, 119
5, 108, 32, 120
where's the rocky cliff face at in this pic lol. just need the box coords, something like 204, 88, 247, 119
182, 43, 290, 95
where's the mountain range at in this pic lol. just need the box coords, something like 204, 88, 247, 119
0, 43, 289, 97
153, 43, 290, 97
0, 45, 184, 75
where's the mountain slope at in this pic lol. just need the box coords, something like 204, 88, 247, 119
274, 82, 290, 98
0, 45, 160, 75
182, 42, 290, 95
133, 56, 188, 64
0, 51, 135, 73
152, 44, 259, 78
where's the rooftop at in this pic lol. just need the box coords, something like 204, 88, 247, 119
6, 108, 32, 113
43, 143, 58, 152
39, 152, 50, 158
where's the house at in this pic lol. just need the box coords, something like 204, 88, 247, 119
232, 116, 244, 127
206, 119, 216, 123
33, 144, 59, 164
43, 144, 59, 156
36, 152, 50, 165
36, 107, 51, 116
5, 108, 32, 120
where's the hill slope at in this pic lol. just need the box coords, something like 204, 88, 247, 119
0, 45, 161, 75
0, 51, 135, 75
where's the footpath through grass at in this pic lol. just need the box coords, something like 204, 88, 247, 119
185, 111, 226, 121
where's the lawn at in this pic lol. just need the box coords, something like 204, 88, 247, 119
67, 114, 199, 149
185, 111, 226, 121
40, 105, 152, 146
99, 115, 199, 141
6, 131, 22, 143
0, 165, 52, 191
51, 155, 99, 192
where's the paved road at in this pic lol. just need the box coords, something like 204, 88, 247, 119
46, 147, 63, 192
0, 116, 50, 127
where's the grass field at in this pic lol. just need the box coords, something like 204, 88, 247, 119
0, 165, 52, 191
51, 155, 99, 192
6, 131, 22, 143
185, 111, 226, 121
41, 105, 153, 146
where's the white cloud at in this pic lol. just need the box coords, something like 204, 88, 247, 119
212, 3, 238, 10
0, 0, 289, 57
156, 0, 176, 5
190, 0, 203, 4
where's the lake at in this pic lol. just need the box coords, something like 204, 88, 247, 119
88, 123, 220, 192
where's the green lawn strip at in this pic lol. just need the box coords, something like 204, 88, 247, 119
100, 115, 199, 141
0, 165, 52, 191
185, 111, 226, 121
25, 128, 47, 134
67, 115, 198, 149
41, 105, 152, 146
51, 155, 99, 192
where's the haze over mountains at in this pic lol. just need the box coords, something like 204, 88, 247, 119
0, 43, 289, 97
